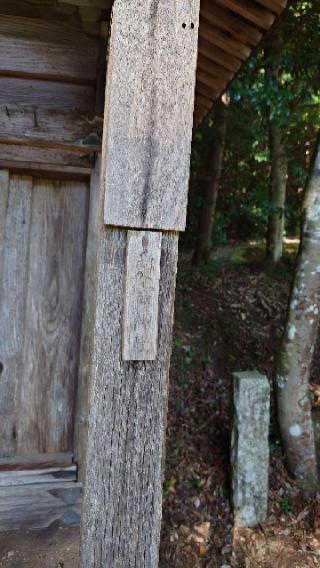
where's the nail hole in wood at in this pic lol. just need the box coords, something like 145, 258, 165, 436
191, 22, 195, 29
182, 22, 186, 28
0, 362, 3, 374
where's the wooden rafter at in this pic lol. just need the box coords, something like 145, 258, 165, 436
201, 1, 263, 46
215, 0, 275, 29
194, 0, 288, 127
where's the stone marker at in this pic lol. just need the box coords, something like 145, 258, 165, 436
231, 371, 270, 527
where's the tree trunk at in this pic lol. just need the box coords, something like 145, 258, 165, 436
265, 34, 287, 265
192, 97, 227, 265
275, 131, 320, 487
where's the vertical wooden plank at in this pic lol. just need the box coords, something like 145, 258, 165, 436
80, 228, 178, 567
123, 230, 162, 361
103, 0, 200, 231
0, 174, 33, 458
16, 179, 89, 455
0, 170, 10, 403
0, 170, 9, 257
75, 158, 101, 479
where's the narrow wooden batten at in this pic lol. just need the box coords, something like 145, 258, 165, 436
122, 231, 162, 362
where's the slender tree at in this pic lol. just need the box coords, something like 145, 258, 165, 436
192, 96, 228, 265
276, 131, 320, 487
265, 32, 288, 265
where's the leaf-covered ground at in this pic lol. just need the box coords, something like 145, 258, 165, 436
160, 242, 320, 568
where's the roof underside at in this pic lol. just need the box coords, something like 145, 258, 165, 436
194, 0, 288, 127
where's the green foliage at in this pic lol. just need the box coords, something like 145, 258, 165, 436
280, 496, 293, 515
218, 484, 230, 499
188, 478, 204, 491
184, 1, 320, 249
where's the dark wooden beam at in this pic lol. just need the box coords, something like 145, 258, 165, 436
197, 53, 233, 83
197, 69, 227, 95
215, 0, 275, 29
201, 0, 262, 46
196, 93, 214, 110
0, 106, 102, 152
0, 144, 94, 168
199, 19, 250, 60
198, 37, 242, 73
196, 80, 219, 102
254, 0, 287, 16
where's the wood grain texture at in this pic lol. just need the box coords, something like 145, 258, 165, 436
0, 76, 95, 111
0, 452, 73, 472
0, 161, 92, 181
103, 0, 200, 231
0, 14, 99, 83
216, 0, 275, 29
197, 69, 226, 94
0, 105, 102, 151
197, 54, 233, 83
198, 37, 242, 73
199, 18, 250, 60
201, 1, 262, 46
16, 178, 89, 455
0, 482, 82, 531
0, 174, 33, 457
255, 0, 286, 15
75, 158, 101, 479
80, 229, 179, 567
0, 465, 76, 487
0, 144, 93, 169
0, 169, 9, 263
123, 231, 162, 361
196, 80, 219, 102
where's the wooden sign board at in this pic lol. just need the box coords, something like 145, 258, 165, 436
103, 0, 200, 232
122, 231, 162, 361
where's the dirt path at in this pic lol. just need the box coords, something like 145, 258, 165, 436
0, 527, 79, 568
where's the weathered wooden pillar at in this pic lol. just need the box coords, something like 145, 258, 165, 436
80, 1, 200, 566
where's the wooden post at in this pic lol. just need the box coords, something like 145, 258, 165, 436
80, 1, 200, 566
75, 158, 101, 480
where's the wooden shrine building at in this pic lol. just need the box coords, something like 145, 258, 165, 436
0, 0, 287, 565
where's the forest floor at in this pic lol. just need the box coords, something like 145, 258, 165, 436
159, 240, 320, 568
1, 241, 320, 568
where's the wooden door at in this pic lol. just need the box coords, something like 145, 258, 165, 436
0, 170, 89, 529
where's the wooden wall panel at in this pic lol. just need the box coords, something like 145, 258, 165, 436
0, 174, 33, 457
0, 170, 9, 257
0, 15, 99, 83
0, 105, 102, 151
0, 76, 95, 111
0, 172, 89, 458
16, 178, 89, 454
